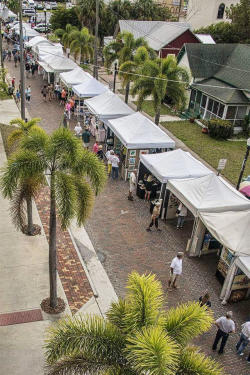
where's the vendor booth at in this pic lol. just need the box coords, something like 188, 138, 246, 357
40, 55, 78, 83
35, 43, 63, 61
59, 68, 92, 88
72, 77, 108, 98
25, 36, 52, 49
199, 209, 250, 303
107, 112, 175, 180
85, 90, 134, 121
15, 24, 39, 41
139, 149, 213, 215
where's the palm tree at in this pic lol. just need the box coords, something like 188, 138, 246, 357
1, 128, 106, 309
103, 32, 156, 103
45, 272, 222, 375
1, 118, 43, 235
69, 27, 94, 63
131, 55, 190, 125
119, 46, 154, 104
55, 24, 78, 49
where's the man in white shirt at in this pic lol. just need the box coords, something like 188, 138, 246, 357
236, 321, 250, 355
106, 149, 114, 177
74, 122, 82, 137
212, 312, 235, 354
168, 252, 183, 290
110, 153, 120, 180
177, 203, 188, 229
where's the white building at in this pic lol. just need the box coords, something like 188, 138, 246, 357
184, 0, 239, 30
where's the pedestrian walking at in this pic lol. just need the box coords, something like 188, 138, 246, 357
41, 85, 48, 101
144, 174, 153, 201
82, 127, 90, 149
15, 89, 20, 103
48, 84, 53, 101
65, 101, 71, 120
212, 312, 235, 354
26, 85, 31, 102
74, 122, 82, 138
3, 49, 7, 62
168, 252, 184, 290
176, 202, 187, 229
236, 321, 250, 356
60, 88, 66, 105
111, 152, 120, 180
106, 149, 113, 176
11, 77, 15, 88
198, 292, 211, 307
128, 171, 137, 201
14, 53, 18, 67
92, 141, 99, 154
146, 201, 161, 231
97, 145, 104, 160
7, 49, 11, 61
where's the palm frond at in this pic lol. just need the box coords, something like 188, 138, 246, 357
73, 149, 107, 195
55, 172, 76, 230
164, 302, 214, 346
126, 326, 179, 375
7, 129, 23, 148
50, 128, 79, 163
73, 176, 94, 226
106, 299, 128, 332
45, 315, 126, 366
21, 127, 48, 155
46, 355, 117, 375
9, 182, 26, 231
177, 346, 223, 375
124, 272, 165, 331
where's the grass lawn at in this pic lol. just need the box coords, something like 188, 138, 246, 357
133, 100, 175, 117
162, 120, 250, 186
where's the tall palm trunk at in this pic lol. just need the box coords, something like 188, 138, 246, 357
155, 104, 161, 126
125, 81, 130, 104
49, 172, 57, 308
26, 195, 33, 235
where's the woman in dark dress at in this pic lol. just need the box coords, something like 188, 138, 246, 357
199, 292, 211, 308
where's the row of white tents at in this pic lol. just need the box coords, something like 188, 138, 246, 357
26, 34, 250, 303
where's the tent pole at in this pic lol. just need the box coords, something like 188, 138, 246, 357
220, 257, 237, 304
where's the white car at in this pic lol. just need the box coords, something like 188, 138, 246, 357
34, 22, 50, 32
45, 3, 51, 10
22, 8, 36, 16
66, 2, 73, 8
50, 2, 57, 9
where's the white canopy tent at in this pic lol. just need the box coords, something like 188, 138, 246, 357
167, 174, 250, 216
237, 255, 250, 278
140, 149, 213, 183
36, 44, 63, 61
199, 210, 250, 257
59, 68, 91, 88
25, 36, 52, 48
107, 112, 175, 149
85, 91, 134, 120
72, 78, 108, 98
43, 55, 77, 73
15, 25, 39, 40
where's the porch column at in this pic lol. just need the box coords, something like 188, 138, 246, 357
222, 104, 227, 119
220, 257, 237, 305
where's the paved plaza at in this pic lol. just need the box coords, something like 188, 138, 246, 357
3, 57, 250, 375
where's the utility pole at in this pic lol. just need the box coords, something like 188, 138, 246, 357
0, 19, 3, 70
93, 0, 99, 80
19, 0, 26, 120
113, 62, 117, 93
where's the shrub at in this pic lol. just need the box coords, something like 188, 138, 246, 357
207, 119, 233, 139
242, 115, 250, 137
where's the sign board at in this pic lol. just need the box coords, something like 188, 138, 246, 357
217, 159, 227, 171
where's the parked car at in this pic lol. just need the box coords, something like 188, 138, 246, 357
66, 2, 73, 8
34, 22, 50, 33
50, 2, 57, 9
35, 2, 44, 9
45, 3, 51, 10
22, 8, 35, 16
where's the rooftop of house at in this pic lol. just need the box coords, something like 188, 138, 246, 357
119, 20, 194, 51
183, 44, 250, 92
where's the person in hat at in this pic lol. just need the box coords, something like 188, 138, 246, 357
176, 202, 187, 229
146, 201, 161, 232
212, 312, 235, 354
168, 252, 184, 290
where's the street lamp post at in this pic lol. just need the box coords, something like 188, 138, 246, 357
19, 0, 26, 120
44, 9, 47, 39
236, 138, 250, 190
113, 62, 118, 93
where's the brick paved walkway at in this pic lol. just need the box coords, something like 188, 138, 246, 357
35, 186, 93, 314
5, 55, 250, 374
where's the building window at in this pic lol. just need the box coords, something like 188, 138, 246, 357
217, 3, 225, 19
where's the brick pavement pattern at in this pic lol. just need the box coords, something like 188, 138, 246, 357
0, 309, 43, 326
35, 186, 93, 315
4, 54, 250, 374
